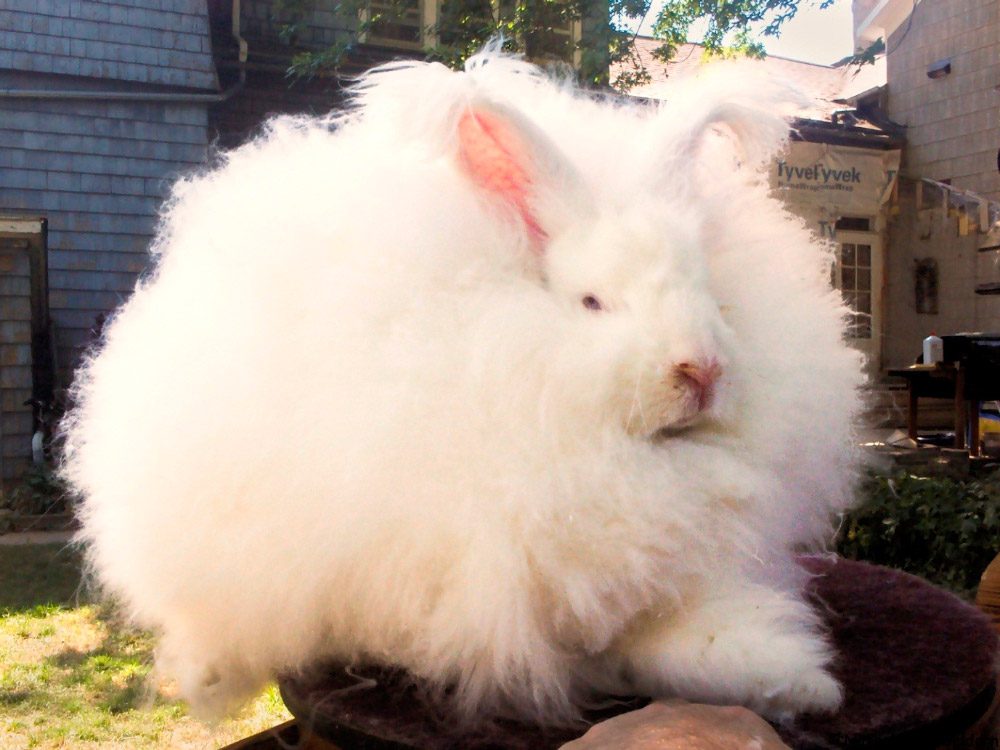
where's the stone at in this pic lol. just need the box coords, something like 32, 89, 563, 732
559, 701, 790, 750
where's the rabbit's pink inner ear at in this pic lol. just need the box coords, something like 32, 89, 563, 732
457, 109, 548, 249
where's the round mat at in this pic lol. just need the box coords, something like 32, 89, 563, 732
280, 556, 999, 749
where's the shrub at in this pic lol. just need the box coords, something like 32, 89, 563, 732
1, 464, 71, 516
837, 469, 1000, 598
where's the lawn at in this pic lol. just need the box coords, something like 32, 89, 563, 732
0, 542, 291, 749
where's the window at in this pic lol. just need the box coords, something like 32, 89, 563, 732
436, 0, 495, 48
365, 0, 424, 48
838, 241, 873, 339
835, 216, 871, 232
362, 0, 580, 64
520, 0, 579, 64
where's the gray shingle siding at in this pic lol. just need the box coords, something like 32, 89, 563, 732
1, 1, 218, 91
0, 125, 207, 160
0, 96, 208, 381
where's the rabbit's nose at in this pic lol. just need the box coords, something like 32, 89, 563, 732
674, 359, 722, 411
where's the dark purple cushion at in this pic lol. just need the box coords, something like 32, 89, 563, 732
279, 556, 998, 749
778, 555, 998, 749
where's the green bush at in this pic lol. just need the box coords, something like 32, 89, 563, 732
837, 469, 1000, 598
1, 464, 71, 516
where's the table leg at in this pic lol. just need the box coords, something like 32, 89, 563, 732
954, 367, 967, 450
970, 400, 981, 457
908, 386, 919, 442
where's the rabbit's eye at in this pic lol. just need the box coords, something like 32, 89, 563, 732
581, 295, 603, 311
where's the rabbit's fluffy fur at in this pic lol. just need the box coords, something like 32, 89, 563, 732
62, 51, 864, 726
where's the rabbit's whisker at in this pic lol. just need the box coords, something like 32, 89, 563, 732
627, 367, 648, 434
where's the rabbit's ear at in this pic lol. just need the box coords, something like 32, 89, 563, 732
672, 101, 793, 171
656, 66, 805, 171
456, 104, 567, 251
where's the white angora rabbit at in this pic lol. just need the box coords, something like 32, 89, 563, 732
62, 50, 864, 726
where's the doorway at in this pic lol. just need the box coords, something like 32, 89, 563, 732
834, 227, 883, 371
0, 216, 51, 489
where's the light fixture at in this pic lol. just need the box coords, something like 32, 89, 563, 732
927, 59, 951, 79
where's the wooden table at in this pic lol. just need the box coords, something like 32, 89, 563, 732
887, 364, 977, 451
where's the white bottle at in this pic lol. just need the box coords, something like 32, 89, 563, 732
31, 430, 44, 464
923, 332, 943, 365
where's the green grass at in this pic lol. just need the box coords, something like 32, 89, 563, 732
0, 543, 291, 749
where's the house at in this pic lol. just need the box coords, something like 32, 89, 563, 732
852, 0, 1000, 370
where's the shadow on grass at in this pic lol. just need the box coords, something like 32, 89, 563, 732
1, 544, 290, 744
3, 621, 162, 722
0, 689, 33, 706
0, 542, 155, 718
0, 542, 88, 613
48, 605, 159, 714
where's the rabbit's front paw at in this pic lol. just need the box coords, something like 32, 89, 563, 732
754, 654, 843, 721
608, 583, 843, 722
